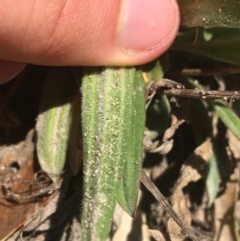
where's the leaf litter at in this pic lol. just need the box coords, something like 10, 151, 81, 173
1, 61, 240, 241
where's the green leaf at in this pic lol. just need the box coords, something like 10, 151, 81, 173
81, 67, 145, 241
142, 54, 169, 81
171, 28, 240, 65
205, 147, 220, 206
146, 95, 170, 139
211, 100, 240, 140
36, 67, 77, 180
143, 57, 171, 139
117, 69, 145, 216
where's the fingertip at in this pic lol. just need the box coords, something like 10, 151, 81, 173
0, 60, 26, 84
114, 0, 180, 65
0, 0, 179, 67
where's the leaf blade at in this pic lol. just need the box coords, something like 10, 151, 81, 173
212, 100, 240, 140
81, 67, 145, 240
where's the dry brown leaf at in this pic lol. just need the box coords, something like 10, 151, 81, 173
162, 115, 185, 142
167, 139, 212, 240
149, 229, 168, 241
112, 203, 134, 241
150, 140, 174, 155
141, 171, 201, 241
112, 193, 150, 241
227, 129, 240, 160
234, 200, 240, 225
214, 163, 239, 241
0, 130, 57, 240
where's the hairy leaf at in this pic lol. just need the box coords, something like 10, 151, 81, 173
81, 67, 145, 241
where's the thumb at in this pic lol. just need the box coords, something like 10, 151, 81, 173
0, 0, 179, 82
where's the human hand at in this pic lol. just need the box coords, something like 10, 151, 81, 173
0, 0, 179, 83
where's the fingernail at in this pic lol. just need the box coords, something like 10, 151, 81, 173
118, 0, 179, 53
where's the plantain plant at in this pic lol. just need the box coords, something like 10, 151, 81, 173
34, 1, 240, 241
80, 67, 145, 241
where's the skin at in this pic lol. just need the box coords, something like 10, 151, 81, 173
0, 0, 180, 83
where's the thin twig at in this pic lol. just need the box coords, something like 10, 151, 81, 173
163, 88, 240, 101
140, 170, 201, 241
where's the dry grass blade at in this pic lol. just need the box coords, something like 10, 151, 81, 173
140, 170, 200, 241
